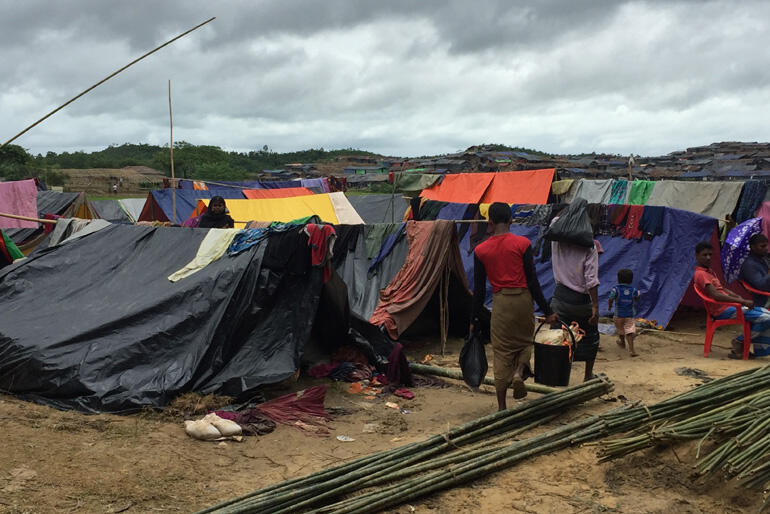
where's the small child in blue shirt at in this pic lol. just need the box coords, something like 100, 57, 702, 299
608, 268, 641, 357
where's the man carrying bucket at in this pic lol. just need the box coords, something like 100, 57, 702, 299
471, 202, 556, 410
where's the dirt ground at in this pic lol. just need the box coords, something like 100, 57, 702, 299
1, 310, 765, 514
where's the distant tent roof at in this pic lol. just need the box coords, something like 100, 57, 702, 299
202, 192, 364, 226
243, 187, 314, 199
479, 169, 554, 203
345, 194, 409, 224
138, 189, 246, 223
118, 198, 147, 222
91, 200, 131, 223
420, 169, 554, 204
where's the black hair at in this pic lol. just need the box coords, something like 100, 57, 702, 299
750, 233, 768, 246
209, 196, 226, 207
488, 202, 512, 224
695, 241, 713, 254
617, 268, 633, 284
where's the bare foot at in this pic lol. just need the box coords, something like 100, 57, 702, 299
629, 352, 639, 357
616, 338, 625, 348
512, 377, 527, 399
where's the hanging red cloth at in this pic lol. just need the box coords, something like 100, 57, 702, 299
622, 205, 644, 239
304, 223, 337, 283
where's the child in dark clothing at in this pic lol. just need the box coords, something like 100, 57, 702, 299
608, 268, 641, 357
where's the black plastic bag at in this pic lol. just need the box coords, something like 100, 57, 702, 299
459, 328, 488, 390
543, 198, 594, 248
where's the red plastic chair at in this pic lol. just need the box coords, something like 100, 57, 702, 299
739, 280, 770, 304
693, 285, 752, 360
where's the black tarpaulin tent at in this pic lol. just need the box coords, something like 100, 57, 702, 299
0, 224, 331, 413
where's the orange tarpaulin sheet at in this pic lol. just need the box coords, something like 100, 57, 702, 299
480, 168, 554, 204
242, 187, 314, 200
419, 173, 494, 204
419, 169, 555, 205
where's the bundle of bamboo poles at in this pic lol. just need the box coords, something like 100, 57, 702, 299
201, 366, 770, 513
595, 364, 770, 511
198, 377, 615, 514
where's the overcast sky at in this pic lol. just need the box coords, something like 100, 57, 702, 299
2, 0, 770, 158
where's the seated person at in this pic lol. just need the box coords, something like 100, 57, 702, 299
198, 196, 235, 229
694, 241, 770, 358
739, 233, 770, 308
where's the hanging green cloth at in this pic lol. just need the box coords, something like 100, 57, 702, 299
2, 229, 23, 260
627, 180, 655, 205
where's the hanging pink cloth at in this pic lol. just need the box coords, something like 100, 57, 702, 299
0, 179, 38, 229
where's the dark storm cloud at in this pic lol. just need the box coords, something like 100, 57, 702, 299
2, 0, 770, 156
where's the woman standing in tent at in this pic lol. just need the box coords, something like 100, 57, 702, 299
199, 196, 235, 229
471, 202, 556, 410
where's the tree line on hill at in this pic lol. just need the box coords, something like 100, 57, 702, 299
0, 142, 379, 184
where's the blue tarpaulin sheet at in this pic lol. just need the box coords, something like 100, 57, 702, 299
145, 189, 245, 222
443, 206, 717, 328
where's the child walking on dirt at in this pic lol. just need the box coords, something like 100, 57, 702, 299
608, 269, 640, 357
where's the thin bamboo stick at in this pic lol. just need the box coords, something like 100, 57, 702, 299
2, 17, 215, 148
0, 212, 57, 224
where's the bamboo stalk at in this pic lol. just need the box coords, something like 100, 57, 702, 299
408, 362, 558, 395
2, 17, 215, 148
0, 212, 57, 224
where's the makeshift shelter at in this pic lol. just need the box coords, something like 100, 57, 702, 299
199, 193, 364, 226
118, 198, 147, 222
345, 194, 410, 224
91, 199, 132, 223
441, 205, 718, 329
0, 222, 385, 413
420, 169, 555, 204
369, 220, 470, 341
138, 189, 245, 223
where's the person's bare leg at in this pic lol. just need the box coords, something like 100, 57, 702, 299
627, 333, 638, 357
496, 387, 507, 411
584, 360, 595, 381
616, 334, 626, 348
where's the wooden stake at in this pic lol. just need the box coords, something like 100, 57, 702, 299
169, 79, 176, 224
2, 16, 215, 148
0, 212, 57, 224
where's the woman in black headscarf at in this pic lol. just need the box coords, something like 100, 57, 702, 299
198, 196, 235, 228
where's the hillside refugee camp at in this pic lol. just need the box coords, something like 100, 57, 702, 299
4, 2, 770, 511
4, 155, 770, 511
